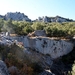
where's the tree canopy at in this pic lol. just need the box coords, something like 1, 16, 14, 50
0, 19, 75, 37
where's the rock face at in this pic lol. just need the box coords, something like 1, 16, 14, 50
38, 16, 73, 22
23, 49, 53, 68
23, 36, 73, 59
0, 32, 73, 59
0, 60, 9, 75
0, 12, 31, 22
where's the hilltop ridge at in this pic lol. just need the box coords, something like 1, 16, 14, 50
0, 12, 74, 22
0, 12, 31, 22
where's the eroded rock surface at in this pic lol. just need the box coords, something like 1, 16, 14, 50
23, 49, 53, 68
23, 36, 73, 59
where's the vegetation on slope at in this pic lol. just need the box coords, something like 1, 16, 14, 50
0, 19, 75, 75
61, 47, 75, 75
0, 19, 75, 37
0, 44, 43, 75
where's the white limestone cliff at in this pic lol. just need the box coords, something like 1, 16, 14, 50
0, 32, 74, 59
37, 16, 73, 22
23, 36, 73, 59
5, 12, 31, 21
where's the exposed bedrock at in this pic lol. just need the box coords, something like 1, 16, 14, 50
23, 36, 74, 59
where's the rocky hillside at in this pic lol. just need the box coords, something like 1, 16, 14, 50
0, 12, 31, 22
0, 30, 75, 75
0, 12, 74, 22
37, 16, 74, 22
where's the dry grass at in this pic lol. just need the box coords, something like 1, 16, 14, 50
10, 34, 17, 36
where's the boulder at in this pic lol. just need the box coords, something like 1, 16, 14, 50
34, 30, 46, 36
0, 60, 9, 75
28, 30, 46, 37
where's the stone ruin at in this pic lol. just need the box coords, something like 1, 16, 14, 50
28, 30, 46, 37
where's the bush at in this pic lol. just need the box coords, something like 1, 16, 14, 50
23, 25, 34, 34
31, 62, 43, 74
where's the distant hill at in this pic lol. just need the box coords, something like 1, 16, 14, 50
0, 12, 31, 22
37, 16, 74, 22
0, 12, 74, 22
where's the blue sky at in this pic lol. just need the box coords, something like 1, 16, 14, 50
0, 0, 75, 20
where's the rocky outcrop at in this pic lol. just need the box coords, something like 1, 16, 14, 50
38, 16, 73, 22
0, 60, 9, 75
23, 49, 53, 68
0, 12, 31, 22
28, 30, 46, 37
23, 36, 73, 59
0, 12, 74, 22
0, 32, 73, 59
